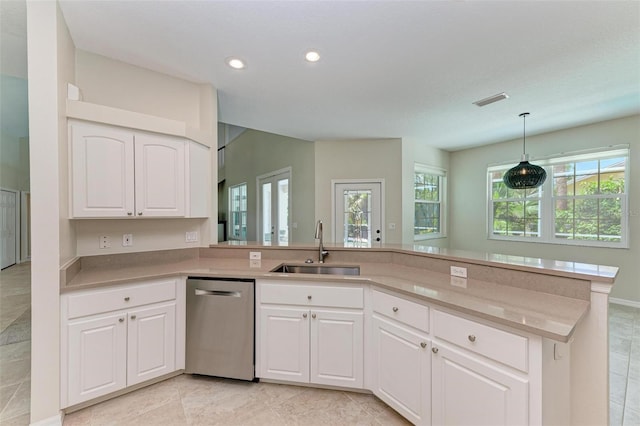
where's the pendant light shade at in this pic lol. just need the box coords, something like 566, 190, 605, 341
503, 113, 547, 189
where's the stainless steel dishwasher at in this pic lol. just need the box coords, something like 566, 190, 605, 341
185, 277, 255, 381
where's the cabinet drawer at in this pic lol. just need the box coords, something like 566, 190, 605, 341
66, 279, 177, 319
260, 283, 363, 309
433, 310, 528, 372
372, 290, 429, 332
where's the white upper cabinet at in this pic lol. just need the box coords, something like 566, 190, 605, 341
70, 120, 210, 218
71, 122, 135, 217
133, 132, 185, 217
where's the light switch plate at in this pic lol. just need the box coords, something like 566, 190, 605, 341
99, 236, 111, 249
450, 266, 468, 278
250, 251, 261, 260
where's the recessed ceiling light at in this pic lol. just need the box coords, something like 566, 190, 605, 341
473, 92, 509, 107
305, 51, 321, 62
226, 57, 246, 70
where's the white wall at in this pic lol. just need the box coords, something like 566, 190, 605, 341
315, 138, 403, 244
401, 136, 450, 245
72, 51, 218, 255
449, 115, 640, 303
27, 1, 77, 421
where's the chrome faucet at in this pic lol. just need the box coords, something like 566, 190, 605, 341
315, 220, 329, 263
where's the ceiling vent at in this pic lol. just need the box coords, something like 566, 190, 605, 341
473, 92, 509, 107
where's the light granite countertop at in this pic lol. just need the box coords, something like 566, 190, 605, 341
62, 249, 597, 343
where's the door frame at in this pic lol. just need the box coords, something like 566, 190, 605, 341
256, 167, 293, 244
0, 187, 21, 268
331, 179, 385, 245
21, 191, 30, 262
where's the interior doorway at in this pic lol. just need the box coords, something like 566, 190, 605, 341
0, 188, 19, 269
332, 180, 384, 248
257, 168, 291, 245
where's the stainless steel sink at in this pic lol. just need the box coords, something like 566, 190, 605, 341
270, 263, 360, 276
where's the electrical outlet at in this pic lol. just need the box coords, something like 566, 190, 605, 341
122, 234, 133, 247
450, 266, 468, 278
185, 231, 199, 243
99, 236, 111, 249
249, 251, 261, 260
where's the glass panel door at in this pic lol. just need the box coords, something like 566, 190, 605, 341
258, 169, 291, 245
334, 182, 382, 247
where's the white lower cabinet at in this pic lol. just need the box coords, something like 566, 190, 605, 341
62, 278, 184, 407
257, 281, 364, 389
431, 343, 529, 426
372, 315, 431, 425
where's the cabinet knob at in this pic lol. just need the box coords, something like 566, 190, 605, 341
432, 347, 439, 354
420, 342, 427, 348
307, 295, 312, 300
124, 297, 130, 302
127, 212, 132, 216
131, 315, 137, 320
312, 313, 317, 319
119, 318, 124, 323
468, 334, 476, 343
392, 306, 399, 312
303, 313, 308, 318
137, 212, 143, 216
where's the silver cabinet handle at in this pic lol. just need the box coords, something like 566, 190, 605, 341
119, 318, 124, 323
127, 212, 132, 216
303, 313, 308, 318
432, 347, 439, 354
131, 315, 137, 320
392, 307, 399, 312
468, 335, 476, 343
420, 342, 427, 348
307, 295, 312, 300
312, 313, 317, 319
124, 297, 130, 302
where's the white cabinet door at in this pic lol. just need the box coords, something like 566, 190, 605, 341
134, 133, 185, 217
127, 302, 176, 386
431, 344, 529, 426
67, 312, 127, 405
259, 306, 309, 384
310, 309, 363, 389
71, 122, 135, 217
372, 315, 431, 425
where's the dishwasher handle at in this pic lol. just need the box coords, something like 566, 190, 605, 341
194, 289, 242, 297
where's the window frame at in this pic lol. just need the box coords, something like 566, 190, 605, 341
228, 182, 248, 241
414, 164, 447, 241
487, 147, 629, 248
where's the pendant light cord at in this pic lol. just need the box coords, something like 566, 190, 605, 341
519, 112, 530, 157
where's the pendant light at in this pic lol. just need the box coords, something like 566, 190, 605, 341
503, 112, 547, 189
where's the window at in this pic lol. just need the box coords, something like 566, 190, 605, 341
229, 183, 247, 241
488, 148, 629, 248
414, 165, 446, 239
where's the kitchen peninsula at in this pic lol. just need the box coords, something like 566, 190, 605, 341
60, 243, 616, 425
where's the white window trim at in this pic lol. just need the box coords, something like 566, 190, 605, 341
414, 163, 447, 241
487, 147, 630, 249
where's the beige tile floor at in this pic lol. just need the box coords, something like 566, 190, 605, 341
1, 262, 639, 425
0, 262, 31, 426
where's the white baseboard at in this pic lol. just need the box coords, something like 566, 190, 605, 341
30, 412, 63, 426
609, 297, 640, 309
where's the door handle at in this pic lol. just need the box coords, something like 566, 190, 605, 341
194, 289, 242, 297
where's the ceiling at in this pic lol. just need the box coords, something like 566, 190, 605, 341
13, 1, 640, 150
